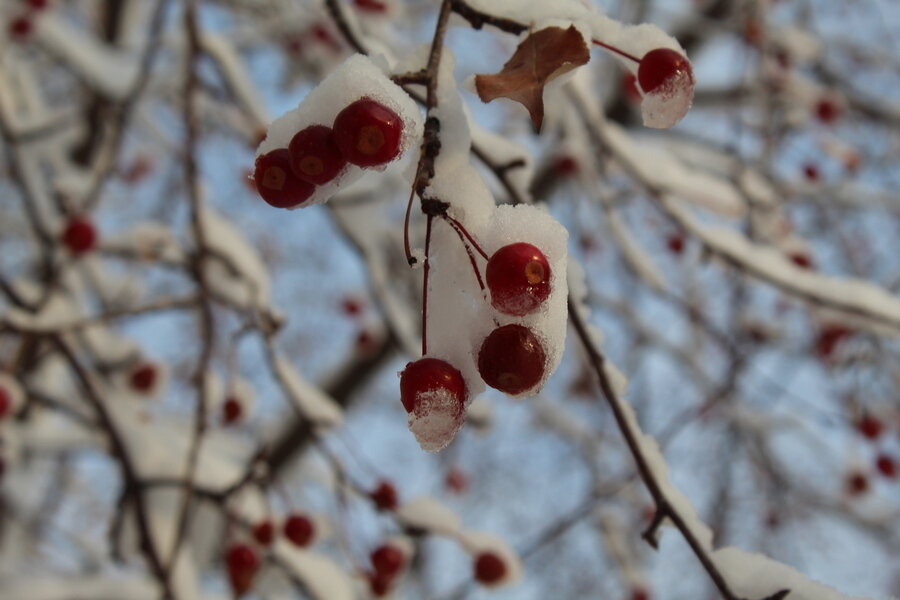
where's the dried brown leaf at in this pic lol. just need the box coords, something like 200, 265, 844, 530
474, 26, 590, 133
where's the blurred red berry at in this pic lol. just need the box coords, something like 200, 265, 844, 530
61, 217, 97, 255
283, 514, 315, 547
875, 454, 896, 478
370, 480, 398, 511
474, 551, 506, 585
253, 520, 274, 546
222, 398, 243, 425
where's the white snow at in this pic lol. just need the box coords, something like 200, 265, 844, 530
395, 497, 462, 537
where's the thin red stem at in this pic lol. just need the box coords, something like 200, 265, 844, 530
421, 214, 434, 356
403, 187, 416, 265
443, 216, 486, 291
443, 215, 489, 260
592, 39, 641, 63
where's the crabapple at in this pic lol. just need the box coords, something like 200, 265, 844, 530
283, 513, 315, 547
485, 243, 551, 316
253, 149, 315, 208
61, 217, 97, 255
225, 543, 259, 596
473, 551, 506, 585
370, 480, 398, 511
333, 98, 403, 167
637, 48, 693, 95
288, 125, 346, 185
478, 325, 546, 395
399, 358, 466, 413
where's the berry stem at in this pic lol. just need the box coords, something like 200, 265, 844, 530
421, 214, 434, 356
592, 39, 640, 64
443, 215, 488, 259
403, 187, 416, 265
443, 217, 486, 291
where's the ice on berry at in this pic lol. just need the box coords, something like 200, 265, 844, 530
639, 70, 694, 129
257, 54, 423, 208
407, 387, 465, 453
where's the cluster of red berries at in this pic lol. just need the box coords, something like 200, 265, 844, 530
8, 0, 48, 41
367, 543, 406, 596
845, 413, 898, 493
399, 241, 554, 447
253, 98, 404, 208
224, 512, 317, 596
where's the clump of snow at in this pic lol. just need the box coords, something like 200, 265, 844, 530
395, 497, 462, 536
257, 54, 423, 208
407, 388, 465, 453
273, 357, 343, 429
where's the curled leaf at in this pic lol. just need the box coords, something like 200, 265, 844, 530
475, 26, 590, 133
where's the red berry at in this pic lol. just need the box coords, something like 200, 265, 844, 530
371, 544, 405, 579
478, 325, 546, 395
445, 467, 468, 494
225, 544, 259, 596
486, 243, 552, 316
283, 514, 315, 547
253, 149, 315, 209
637, 48, 693, 95
399, 358, 466, 414
9, 16, 32, 39
356, 329, 376, 353
341, 297, 364, 316
333, 98, 403, 167
252, 520, 275, 546
354, 0, 388, 12
875, 454, 896, 478
129, 363, 157, 393
222, 398, 243, 425
287, 125, 347, 185
803, 163, 820, 181
816, 324, 852, 359
552, 156, 578, 176
631, 587, 651, 600
856, 415, 883, 440
61, 217, 97, 255
666, 233, 685, 255
846, 471, 869, 496
370, 480, 398, 511
368, 571, 391, 597
473, 551, 506, 585
788, 252, 813, 270
0, 386, 10, 420
815, 97, 841, 124
27, 0, 49, 10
